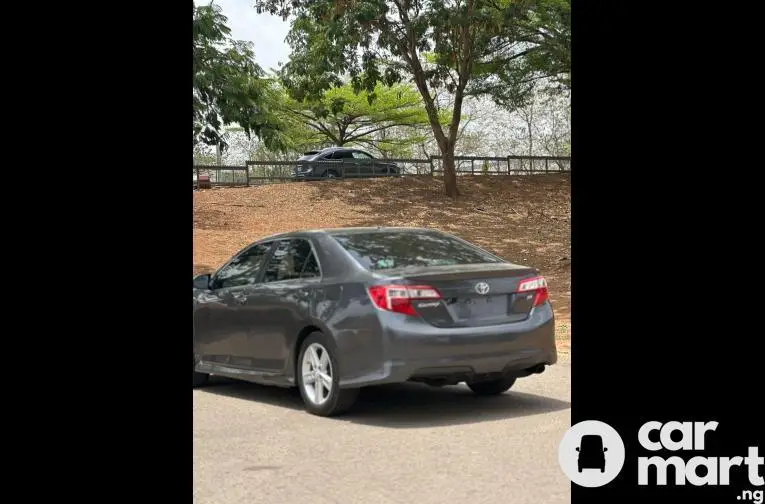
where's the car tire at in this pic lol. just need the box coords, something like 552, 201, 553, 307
466, 375, 517, 396
296, 332, 359, 417
193, 355, 209, 388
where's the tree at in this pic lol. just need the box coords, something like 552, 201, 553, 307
193, 1, 285, 151
283, 81, 448, 156
256, 0, 549, 197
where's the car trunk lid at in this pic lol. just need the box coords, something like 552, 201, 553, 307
373, 264, 546, 328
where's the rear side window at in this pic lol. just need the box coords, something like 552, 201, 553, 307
331, 231, 503, 271
263, 239, 321, 282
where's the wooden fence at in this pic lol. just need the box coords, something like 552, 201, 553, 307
193, 155, 570, 188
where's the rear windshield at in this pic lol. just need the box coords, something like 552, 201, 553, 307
331, 231, 503, 271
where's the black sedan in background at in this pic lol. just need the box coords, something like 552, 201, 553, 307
193, 227, 557, 416
292, 147, 399, 179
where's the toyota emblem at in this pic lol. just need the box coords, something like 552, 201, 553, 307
475, 282, 490, 295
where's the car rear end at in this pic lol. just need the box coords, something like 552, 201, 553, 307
376, 161, 400, 176
328, 229, 557, 388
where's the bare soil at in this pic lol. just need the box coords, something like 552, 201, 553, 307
193, 174, 571, 349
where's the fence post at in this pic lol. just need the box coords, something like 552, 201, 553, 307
507, 156, 511, 175
471, 159, 474, 175
245, 165, 250, 187
196, 165, 200, 190
429, 156, 435, 176
545, 158, 549, 173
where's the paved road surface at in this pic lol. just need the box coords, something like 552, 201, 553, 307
194, 354, 571, 504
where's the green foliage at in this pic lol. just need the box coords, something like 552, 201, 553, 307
521, 0, 570, 88
255, 1, 516, 113
193, 2, 284, 150
470, 0, 570, 111
283, 81, 449, 156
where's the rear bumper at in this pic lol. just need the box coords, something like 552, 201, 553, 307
337, 303, 557, 388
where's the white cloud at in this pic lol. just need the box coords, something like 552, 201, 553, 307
211, 0, 291, 73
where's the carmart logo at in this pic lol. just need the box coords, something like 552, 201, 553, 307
559, 420, 764, 494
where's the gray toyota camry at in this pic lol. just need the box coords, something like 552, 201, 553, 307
193, 227, 557, 416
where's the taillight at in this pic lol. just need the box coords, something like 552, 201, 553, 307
517, 276, 549, 306
367, 284, 442, 316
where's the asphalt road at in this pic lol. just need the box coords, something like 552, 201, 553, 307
193, 354, 571, 504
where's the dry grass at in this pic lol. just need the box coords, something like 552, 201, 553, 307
194, 174, 571, 348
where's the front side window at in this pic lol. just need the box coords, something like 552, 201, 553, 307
213, 243, 271, 289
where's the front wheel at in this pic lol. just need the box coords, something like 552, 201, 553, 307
466, 375, 516, 396
297, 332, 359, 416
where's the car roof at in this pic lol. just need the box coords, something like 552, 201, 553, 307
318, 146, 370, 153
255, 226, 441, 242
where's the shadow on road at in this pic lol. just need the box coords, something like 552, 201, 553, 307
199, 377, 570, 428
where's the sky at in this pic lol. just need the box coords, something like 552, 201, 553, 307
213, 0, 292, 72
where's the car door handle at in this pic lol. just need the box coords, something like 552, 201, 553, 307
232, 293, 247, 305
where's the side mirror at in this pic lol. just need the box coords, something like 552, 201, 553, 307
575, 447, 580, 452
603, 447, 608, 452
193, 274, 211, 290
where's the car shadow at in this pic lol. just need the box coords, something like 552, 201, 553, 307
198, 377, 570, 428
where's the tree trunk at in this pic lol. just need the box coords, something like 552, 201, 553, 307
440, 141, 459, 198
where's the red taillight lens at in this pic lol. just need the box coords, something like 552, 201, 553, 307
367, 285, 442, 316
517, 276, 549, 306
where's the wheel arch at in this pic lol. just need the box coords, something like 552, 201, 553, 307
290, 323, 336, 382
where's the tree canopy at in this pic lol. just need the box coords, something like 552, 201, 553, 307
283, 81, 450, 157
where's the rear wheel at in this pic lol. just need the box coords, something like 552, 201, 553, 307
193, 355, 209, 388
297, 332, 359, 416
466, 375, 516, 396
